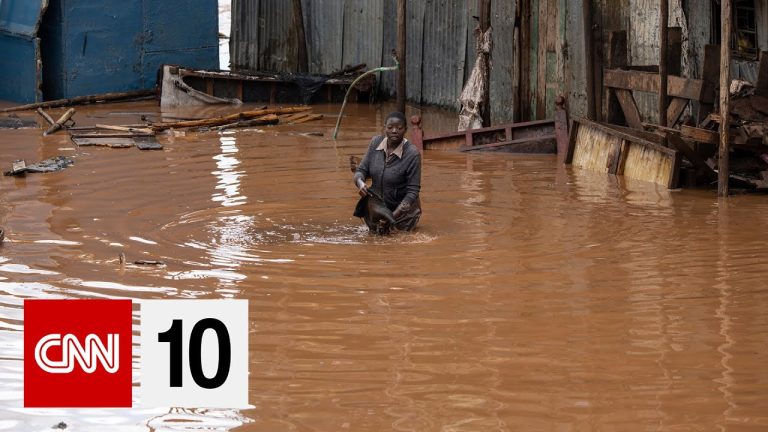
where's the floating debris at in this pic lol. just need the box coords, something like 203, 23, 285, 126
4, 156, 74, 176
0, 116, 37, 129
134, 260, 165, 266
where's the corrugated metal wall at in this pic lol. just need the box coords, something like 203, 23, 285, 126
230, 0, 523, 123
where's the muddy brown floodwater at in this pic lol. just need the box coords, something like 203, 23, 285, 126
1, 100, 768, 431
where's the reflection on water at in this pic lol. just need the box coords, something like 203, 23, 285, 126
1, 102, 768, 430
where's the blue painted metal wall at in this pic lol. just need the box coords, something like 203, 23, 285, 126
0, 0, 48, 102
1, 0, 219, 103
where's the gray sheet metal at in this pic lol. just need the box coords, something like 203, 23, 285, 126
342, 0, 384, 73
303, 0, 343, 74
421, 0, 468, 109
259, 0, 295, 72
490, 0, 516, 124
406, 1, 427, 103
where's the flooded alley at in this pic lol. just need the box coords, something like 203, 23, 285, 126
1, 101, 768, 430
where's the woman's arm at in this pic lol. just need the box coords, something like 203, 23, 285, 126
394, 151, 421, 217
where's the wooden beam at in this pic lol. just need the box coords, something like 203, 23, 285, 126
659, 0, 669, 127
719, 0, 732, 196
603, 69, 704, 100
757, 51, 768, 91
666, 97, 688, 126
583, 0, 596, 120
615, 89, 643, 129
396, 0, 407, 113
606, 31, 628, 126
666, 132, 718, 182
479, 0, 491, 127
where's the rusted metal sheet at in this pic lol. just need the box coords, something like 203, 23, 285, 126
302, 0, 343, 74
421, 0, 468, 109
161, 65, 374, 106
424, 119, 556, 153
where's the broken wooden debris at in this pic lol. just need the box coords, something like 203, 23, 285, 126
4, 156, 74, 176
160, 65, 243, 108
291, 114, 323, 124
214, 114, 279, 131
70, 131, 163, 150
0, 90, 155, 113
36, 108, 56, 126
134, 260, 165, 266
44, 108, 76, 136
150, 106, 311, 131
566, 118, 680, 188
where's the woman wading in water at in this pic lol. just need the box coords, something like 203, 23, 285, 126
353, 112, 422, 234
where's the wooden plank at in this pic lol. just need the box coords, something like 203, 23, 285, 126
666, 97, 688, 126
554, 97, 569, 158
681, 125, 719, 144
291, 114, 323, 124
615, 89, 643, 129
571, 118, 676, 156
757, 51, 768, 90
603, 69, 705, 100
72, 137, 134, 148
667, 27, 682, 77
565, 119, 581, 164
666, 132, 717, 181
459, 134, 556, 152
605, 31, 627, 126
719, 0, 732, 197
536, 0, 548, 119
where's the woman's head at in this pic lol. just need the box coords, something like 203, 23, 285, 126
384, 111, 408, 145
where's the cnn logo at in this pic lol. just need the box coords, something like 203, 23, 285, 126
24, 300, 132, 408
35, 333, 120, 374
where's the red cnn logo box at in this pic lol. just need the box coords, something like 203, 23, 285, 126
24, 299, 132, 407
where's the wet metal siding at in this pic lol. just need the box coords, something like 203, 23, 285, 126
302, 0, 343, 74
405, 1, 427, 103
342, 0, 384, 74
259, 0, 295, 72
422, 0, 468, 109
1, 0, 218, 103
0, 0, 48, 102
489, 0, 516, 123
230, 0, 260, 70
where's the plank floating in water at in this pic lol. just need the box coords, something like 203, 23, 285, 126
565, 118, 681, 188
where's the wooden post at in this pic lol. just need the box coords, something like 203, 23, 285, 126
292, 0, 308, 74
659, 0, 669, 127
409, 115, 424, 153
583, 0, 596, 120
396, 0, 407, 114
718, 0, 732, 196
479, 0, 492, 127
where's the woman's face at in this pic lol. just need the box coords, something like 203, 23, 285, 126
384, 118, 407, 145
